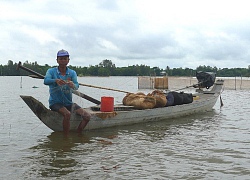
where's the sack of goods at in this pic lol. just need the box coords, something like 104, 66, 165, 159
123, 90, 167, 109
166, 91, 193, 106
123, 90, 193, 109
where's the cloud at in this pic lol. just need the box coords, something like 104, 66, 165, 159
0, 0, 250, 69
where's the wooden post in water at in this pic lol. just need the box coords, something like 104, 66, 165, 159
20, 76, 22, 88
240, 75, 242, 90
235, 76, 237, 90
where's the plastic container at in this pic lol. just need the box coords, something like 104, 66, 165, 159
100, 96, 114, 112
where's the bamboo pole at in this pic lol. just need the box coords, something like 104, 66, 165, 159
17, 62, 101, 105
79, 83, 130, 93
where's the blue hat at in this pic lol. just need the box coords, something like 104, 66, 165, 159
57, 49, 69, 57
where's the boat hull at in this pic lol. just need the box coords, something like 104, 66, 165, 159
20, 80, 224, 132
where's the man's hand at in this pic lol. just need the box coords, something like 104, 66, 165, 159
56, 79, 75, 89
55, 79, 67, 86
66, 81, 75, 89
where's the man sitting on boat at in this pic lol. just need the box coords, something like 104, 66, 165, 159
44, 49, 91, 135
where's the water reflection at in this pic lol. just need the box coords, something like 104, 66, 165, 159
23, 109, 221, 179
26, 132, 91, 178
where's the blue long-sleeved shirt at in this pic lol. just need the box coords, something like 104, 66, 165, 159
44, 67, 79, 107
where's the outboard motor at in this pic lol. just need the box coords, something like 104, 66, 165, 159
196, 71, 216, 89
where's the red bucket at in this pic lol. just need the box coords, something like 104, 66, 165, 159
100, 96, 114, 112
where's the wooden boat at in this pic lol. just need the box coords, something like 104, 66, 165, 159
20, 79, 224, 132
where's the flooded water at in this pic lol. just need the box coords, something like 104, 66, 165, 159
0, 76, 250, 179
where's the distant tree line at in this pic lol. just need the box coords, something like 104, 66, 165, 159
1, 59, 250, 77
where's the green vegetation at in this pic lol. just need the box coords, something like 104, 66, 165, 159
1, 59, 250, 77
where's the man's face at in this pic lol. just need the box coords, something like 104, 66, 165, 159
57, 56, 69, 66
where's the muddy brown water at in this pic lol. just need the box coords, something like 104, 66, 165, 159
1, 76, 249, 179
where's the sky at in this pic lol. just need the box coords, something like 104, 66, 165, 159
1, 0, 250, 69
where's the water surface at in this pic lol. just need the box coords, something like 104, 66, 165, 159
0, 76, 250, 179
